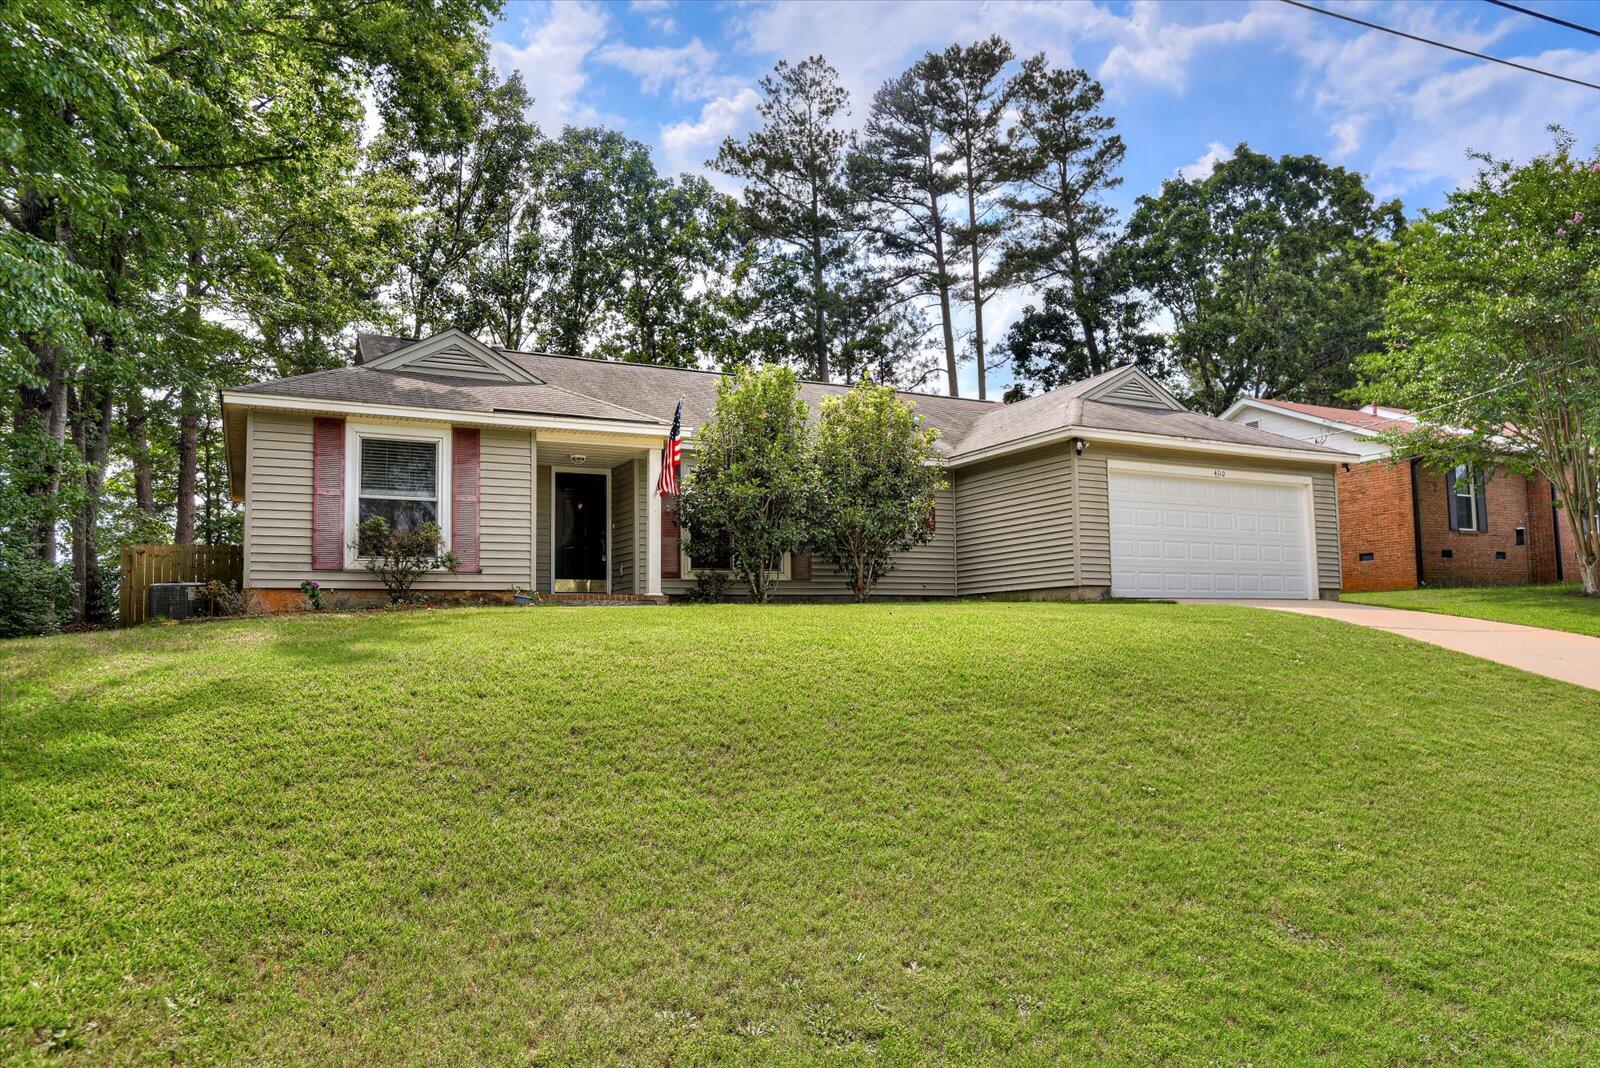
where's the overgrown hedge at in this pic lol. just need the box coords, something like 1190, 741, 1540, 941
0, 550, 75, 638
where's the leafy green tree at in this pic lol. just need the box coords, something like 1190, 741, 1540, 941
377, 65, 541, 338
853, 61, 964, 394
997, 279, 1169, 400
813, 380, 944, 600
997, 56, 1150, 393
1125, 144, 1402, 415
926, 36, 1015, 400
675, 365, 820, 602
538, 127, 656, 356
1361, 134, 1600, 595
714, 57, 857, 381
603, 174, 747, 369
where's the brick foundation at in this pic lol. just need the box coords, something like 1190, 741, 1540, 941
247, 587, 514, 614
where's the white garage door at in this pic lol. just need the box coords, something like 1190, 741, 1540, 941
1109, 466, 1312, 599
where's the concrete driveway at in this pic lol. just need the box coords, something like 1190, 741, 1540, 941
1210, 599, 1600, 691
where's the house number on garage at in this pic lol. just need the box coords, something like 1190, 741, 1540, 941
1212, 469, 1227, 477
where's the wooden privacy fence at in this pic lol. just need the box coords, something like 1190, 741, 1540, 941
120, 544, 243, 626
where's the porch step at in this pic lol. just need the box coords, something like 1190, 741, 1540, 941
530, 593, 669, 606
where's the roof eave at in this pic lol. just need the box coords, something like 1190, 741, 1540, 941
946, 425, 1357, 468
219, 390, 670, 438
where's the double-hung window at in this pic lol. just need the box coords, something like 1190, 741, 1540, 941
1450, 463, 1480, 532
348, 426, 449, 559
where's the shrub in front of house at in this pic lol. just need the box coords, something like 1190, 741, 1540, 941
354, 517, 461, 603
675, 365, 819, 603
813, 380, 944, 601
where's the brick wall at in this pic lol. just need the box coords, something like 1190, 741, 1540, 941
1528, 472, 1586, 584
1417, 464, 1542, 586
1337, 459, 1417, 592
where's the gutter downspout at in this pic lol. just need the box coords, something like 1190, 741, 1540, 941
1409, 458, 1426, 588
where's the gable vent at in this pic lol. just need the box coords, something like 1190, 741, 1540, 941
408, 343, 518, 382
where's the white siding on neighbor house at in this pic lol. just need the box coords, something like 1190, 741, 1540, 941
1075, 445, 1342, 593
243, 411, 533, 590
1226, 406, 1389, 461
952, 444, 1075, 596
659, 486, 959, 599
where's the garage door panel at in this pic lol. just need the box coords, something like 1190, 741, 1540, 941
1109, 468, 1311, 600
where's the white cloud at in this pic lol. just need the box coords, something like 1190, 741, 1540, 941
630, 0, 671, 10
1330, 118, 1362, 157
597, 38, 738, 102
1177, 141, 1232, 181
491, 1, 611, 131
660, 88, 763, 187
1099, 0, 1296, 93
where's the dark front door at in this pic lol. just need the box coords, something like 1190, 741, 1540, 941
555, 472, 608, 592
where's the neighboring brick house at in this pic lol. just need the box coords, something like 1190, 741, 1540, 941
1221, 398, 1581, 592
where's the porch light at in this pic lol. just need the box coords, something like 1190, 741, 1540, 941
567, 453, 586, 464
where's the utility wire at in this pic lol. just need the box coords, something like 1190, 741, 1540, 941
1483, 0, 1600, 39
1276, 0, 1600, 90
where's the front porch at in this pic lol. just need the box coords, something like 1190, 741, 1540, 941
532, 429, 665, 597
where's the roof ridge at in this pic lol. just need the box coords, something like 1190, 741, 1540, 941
494, 345, 1002, 406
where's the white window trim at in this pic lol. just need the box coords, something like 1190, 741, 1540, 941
1451, 464, 1481, 533
549, 466, 611, 594
344, 421, 452, 569
1105, 457, 1321, 601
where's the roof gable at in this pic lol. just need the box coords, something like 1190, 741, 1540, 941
1078, 365, 1185, 411
365, 329, 543, 384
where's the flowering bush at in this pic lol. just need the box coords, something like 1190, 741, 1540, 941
299, 579, 326, 611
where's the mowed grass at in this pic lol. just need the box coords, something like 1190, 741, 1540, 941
3, 603, 1599, 1064
1344, 582, 1600, 638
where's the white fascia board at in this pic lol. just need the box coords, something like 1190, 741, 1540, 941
946, 425, 1356, 468
221, 391, 669, 438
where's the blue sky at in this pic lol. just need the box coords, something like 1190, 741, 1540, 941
488, 0, 1599, 393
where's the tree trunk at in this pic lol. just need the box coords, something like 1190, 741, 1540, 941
810, 229, 829, 382
125, 389, 158, 517
79, 381, 114, 623
175, 384, 199, 544
13, 189, 71, 564
964, 157, 986, 401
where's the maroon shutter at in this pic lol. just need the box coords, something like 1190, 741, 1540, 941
312, 417, 345, 570
790, 553, 812, 581
661, 494, 680, 579
452, 428, 481, 572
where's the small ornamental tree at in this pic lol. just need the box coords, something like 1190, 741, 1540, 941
355, 517, 461, 603
813, 381, 944, 600
675, 365, 819, 602
1360, 132, 1600, 595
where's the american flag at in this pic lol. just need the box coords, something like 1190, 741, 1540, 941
656, 400, 683, 496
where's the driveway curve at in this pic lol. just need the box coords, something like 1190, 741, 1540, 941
1210, 599, 1600, 691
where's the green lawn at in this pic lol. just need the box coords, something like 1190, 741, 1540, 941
1344, 583, 1600, 638
3, 603, 1599, 1064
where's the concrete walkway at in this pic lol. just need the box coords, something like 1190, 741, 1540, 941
1210, 599, 1600, 691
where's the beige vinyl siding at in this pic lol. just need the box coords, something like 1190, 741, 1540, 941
536, 464, 552, 592
953, 444, 1075, 596
1076, 445, 1342, 592
243, 412, 533, 590
660, 486, 959, 599
611, 459, 635, 590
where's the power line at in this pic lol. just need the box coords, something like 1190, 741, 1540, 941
1483, 0, 1600, 39
1276, 0, 1600, 90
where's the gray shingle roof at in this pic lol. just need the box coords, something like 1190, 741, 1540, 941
230, 365, 667, 425
234, 334, 1342, 460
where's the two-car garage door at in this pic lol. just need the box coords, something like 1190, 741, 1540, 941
1109, 464, 1314, 599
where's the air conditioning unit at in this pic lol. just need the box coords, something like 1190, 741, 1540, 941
148, 581, 207, 621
